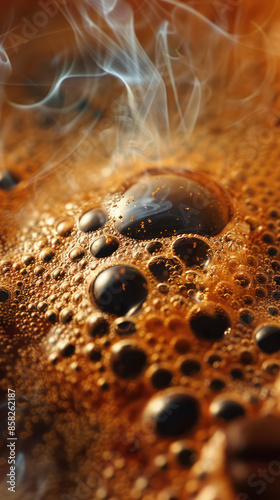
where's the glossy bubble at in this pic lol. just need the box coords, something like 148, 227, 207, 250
0, 288, 10, 302
110, 340, 147, 379
90, 265, 148, 316
148, 257, 182, 282
78, 208, 107, 233
189, 303, 231, 341
172, 237, 211, 268
113, 171, 232, 240
90, 235, 119, 258
143, 389, 200, 437
255, 325, 280, 354
210, 398, 246, 422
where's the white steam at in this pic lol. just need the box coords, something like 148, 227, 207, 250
0, 0, 279, 183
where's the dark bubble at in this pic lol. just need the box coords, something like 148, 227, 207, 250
262, 232, 274, 244
110, 340, 147, 379
39, 248, 55, 263
180, 358, 201, 376
113, 171, 232, 240
45, 310, 57, 324
22, 254, 35, 266
86, 345, 102, 362
90, 235, 119, 258
205, 352, 222, 366
114, 317, 137, 335
255, 273, 267, 284
268, 246, 278, 257
148, 257, 182, 282
59, 308, 73, 324
271, 290, 280, 301
172, 237, 211, 268
170, 441, 197, 468
234, 273, 250, 288
262, 360, 280, 377
239, 309, 254, 325
272, 261, 280, 271
78, 208, 107, 233
86, 315, 110, 337
69, 246, 85, 261
146, 241, 163, 254
239, 350, 254, 365
273, 275, 280, 285
189, 304, 231, 341
149, 366, 173, 389
208, 378, 226, 392
230, 367, 244, 380
255, 325, 280, 354
211, 398, 246, 422
172, 337, 190, 354
60, 344, 75, 358
0, 170, 20, 190
243, 295, 254, 306
90, 265, 148, 316
268, 306, 278, 316
143, 389, 200, 437
0, 288, 10, 302
52, 267, 65, 280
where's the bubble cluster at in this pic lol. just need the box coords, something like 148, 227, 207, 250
3, 160, 280, 500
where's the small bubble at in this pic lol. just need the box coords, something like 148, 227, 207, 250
208, 378, 226, 392
180, 358, 201, 376
239, 309, 254, 325
146, 241, 163, 254
234, 273, 250, 288
148, 257, 182, 282
143, 388, 200, 437
78, 208, 107, 233
59, 308, 73, 324
170, 441, 197, 468
85, 343, 102, 362
114, 317, 136, 335
110, 340, 147, 379
22, 254, 35, 266
172, 337, 190, 354
255, 324, 280, 354
0, 288, 10, 302
39, 248, 55, 262
52, 267, 65, 280
90, 235, 119, 258
172, 237, 211, 268
34, 266, 45, 276
69, 246, 85, 261
56, 218, 74, 237
86, 314, 110, 337
60, 343, 75, 358
189, 303, 231, 341
210, 397, 246, 422
45, 310, 57, 324
262, 359, 280, 377
149, 365, 173, 389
